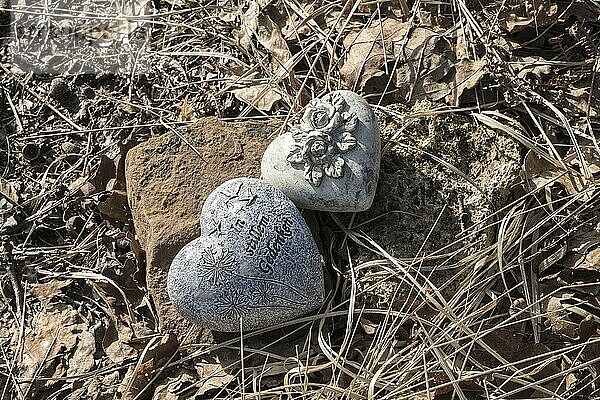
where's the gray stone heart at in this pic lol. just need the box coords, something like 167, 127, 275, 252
261, 90, 381, 212
167, 178, 325, 332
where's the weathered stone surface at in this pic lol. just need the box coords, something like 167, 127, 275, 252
125, 117, 278, 335
167, 178, 325, 332
261, 90, 381, 212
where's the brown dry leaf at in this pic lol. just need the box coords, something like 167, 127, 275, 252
393, 26, 454, 102
543, 65, 599, 116
522, 151, 590, 200
341, 19, 455, 101
153, 370, 198, 400
0, 178, 18, 203
546, 292, 600, 341
564, 144, 600, 175
127, 230, 146, 267
178, 95, 195, 122
547, 293, 580, 340
98, 178, 129, 223
476, 327, 562, 396
257, 13, 292, 73
359, 317, 378, 335
80, 140, 136, 197
102, 314, 137, 364
281, 2, 313, 38
447, 59, 487, 106
68, 370, 121, 400
545, 223, 600, 280
19, 307, 90, 392
120, 333, 179, 400
565, 227, 600, 272
0, 178, 19, 229
80, 154, 117, 196
82, 141, 136, 225
100, 244, 145, 306
514, 56, 553, 80
430, 373, 483, 398
194, 360, 234, 396
340, 18, 409, 93
30, 279, 73, 308
144, 333, 178, 367
493, 0, 559, 33
573, 246, 600, 270
67, 327, 96, 376
231, 84, 282, 111
238, 0, 292, 74
562, 86, 598, 117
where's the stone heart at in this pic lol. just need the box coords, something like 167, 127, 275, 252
261, 90, 381, 212
167, 178, 325, 332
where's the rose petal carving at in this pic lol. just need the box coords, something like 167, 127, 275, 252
285, 93, 359, 186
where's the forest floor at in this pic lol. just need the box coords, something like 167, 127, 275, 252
2, 0, 600, 399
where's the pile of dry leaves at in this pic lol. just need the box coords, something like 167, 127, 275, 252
1, 0, 600, 399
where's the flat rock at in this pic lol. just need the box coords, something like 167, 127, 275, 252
261, 90, 381, 212
125, 117, 278, 335
167, 178, 325, 332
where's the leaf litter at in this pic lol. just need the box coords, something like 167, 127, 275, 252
1, 0, 600, 399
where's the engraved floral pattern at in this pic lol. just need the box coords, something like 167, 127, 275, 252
214, 288, 250, 321
197, 248, 237, 285
286, 92, 359, 186
252, 281, 277, 304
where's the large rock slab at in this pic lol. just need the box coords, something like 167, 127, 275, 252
262, 90, 381, 212
168, 178, 325, 332
125, 117, 278, 335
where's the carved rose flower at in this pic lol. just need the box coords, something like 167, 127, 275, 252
287, 93, 358, 186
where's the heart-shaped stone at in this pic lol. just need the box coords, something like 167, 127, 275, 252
167, 178, 325, 332
261, 90, 381, 212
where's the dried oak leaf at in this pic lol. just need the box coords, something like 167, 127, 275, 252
194, 360, 234, 396
102, 314, 137, 364
18, 307, 93, 391
231, 84, 283, 112
341, 20, 455, 102
447, 58, 487, 106
231, 1, 305, 110
120, 333, 179, 400
476, 327, 562, 396
491, 0, 559, 33
153, 370, 198, 400
565, 143, 600, 175
393, 26, 454, 102
67, 327, 96, 376
559, 222, 600, 274
237, 0, 293, 74
79, 154, 117, 196
549, 73, 600, 117
0, 178, 18, 203
280, 2, 313, 38
0, 178, 19, 230
68, 370, 121, 400
522, 151, 591, 200
30, 279, 73, 309
97, 178, 129, 223
340, 18, 409, 93
514, 56, 553, 80
546, 292, 598, 341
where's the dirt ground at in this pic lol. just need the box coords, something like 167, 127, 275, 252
2, 0, 600, 399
